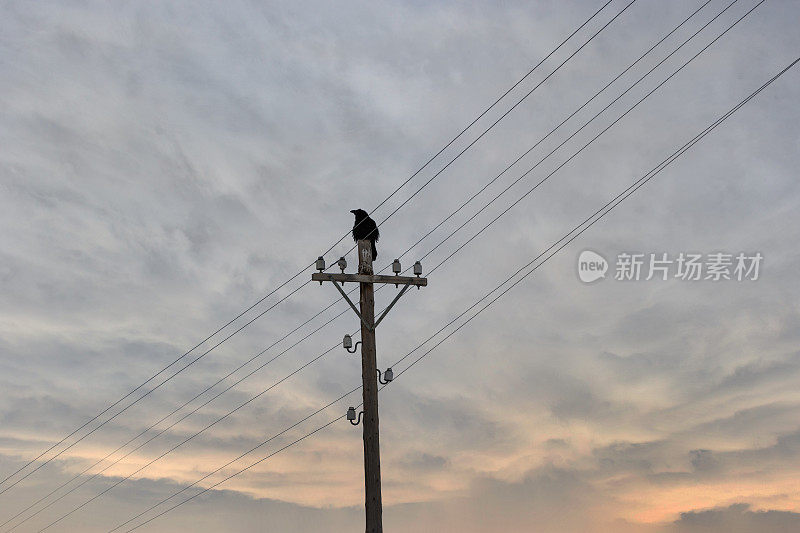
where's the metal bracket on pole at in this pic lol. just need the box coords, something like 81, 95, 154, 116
373, 283, 410, 329
332, 280, 374, 331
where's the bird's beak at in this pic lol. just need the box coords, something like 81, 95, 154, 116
350, 210, 356, 214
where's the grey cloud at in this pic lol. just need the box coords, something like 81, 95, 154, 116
390, 392, 515, 452
396, 451, 449, 472
670, 503, 800, 533
2, 0, 800, 531
592, 440, 669, 475
688, 448, 720, 474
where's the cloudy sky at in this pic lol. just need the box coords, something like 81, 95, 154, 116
1, 0, 799, 531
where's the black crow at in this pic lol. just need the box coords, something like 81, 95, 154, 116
350, 209, 379, 260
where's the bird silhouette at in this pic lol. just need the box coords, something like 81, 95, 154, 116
350, 209, 379, 260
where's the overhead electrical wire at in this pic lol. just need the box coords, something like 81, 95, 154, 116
6, 1, 679, 520
395, 0, 712, 263
0, 308, 352, 531
427, 0, 759, 276
0, 280, 311, 493
353, 0, 768, 368
0, 0, 616, 493
13, 294, 412, 530
6, 1, 753, 526
326, 0, 617, 260
31, 315, 387, 532
276, 0, 639, 340
116, 53, 800, 533
396, 74, 794, 384
42, 2, 773, 529
0, 3, 626, 508
274, 0, 639, 337
4, 5, 752, 531
335, 0, 637, 262
107, 385, 362, 533
353, 0, 745, 283
350, 0, 721, 295
0, 279, 316, 497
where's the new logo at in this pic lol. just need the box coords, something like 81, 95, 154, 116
578, 250, 608, 283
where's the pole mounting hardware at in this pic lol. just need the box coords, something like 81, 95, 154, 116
347, 406, 364, 426
377, 368, 393, 385
343, 334, 361, 353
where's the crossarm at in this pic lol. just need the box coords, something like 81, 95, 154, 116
312, 272, 427, 287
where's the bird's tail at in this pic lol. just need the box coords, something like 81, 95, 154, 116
371, 240, 378, 261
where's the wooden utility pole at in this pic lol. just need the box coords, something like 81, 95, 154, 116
312, 240, 427, 533
357, 240, 381, 532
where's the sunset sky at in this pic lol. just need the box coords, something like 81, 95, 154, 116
1, 1, 799, 531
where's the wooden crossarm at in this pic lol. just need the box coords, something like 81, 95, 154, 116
312, 272, 427, 287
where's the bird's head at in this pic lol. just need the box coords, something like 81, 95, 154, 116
350, 209, 368, 219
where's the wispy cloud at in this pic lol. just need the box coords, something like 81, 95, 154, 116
1, 0, 799, 531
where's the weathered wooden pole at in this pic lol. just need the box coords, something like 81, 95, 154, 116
311, 240, 428, 532
357, 239, 382, 532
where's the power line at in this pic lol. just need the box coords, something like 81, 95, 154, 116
40, 1, 760, 524
0, 271, 310, 492
5, 2, 749, 522
334, 0, 710, 284
6, 2, 732, 526
0, 1, 614, 493
40, 0, 722, 494
359, 0, 750, 291
27, 294, 412, 531
427, 0, 761, 277
10, 266, 428, 528
325, 0, 617, 261
25, 0, 668, 516
107, 387, 362, 533
34, 313, 390, 532
366, 0, 768, 373
34, 342, 344, 533
1, 307, 352, 532
117, 54, 799, 533
243, 0, 643, 385
394, 57, 796, 381
335, 0, 637, 263
109, 384, 361, 532
122, 412, 349, 533
109, 7, 781, 529
394, 0, 712, 268
0, 279, 314, 497
358, 0, 721, 292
